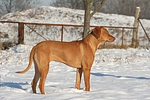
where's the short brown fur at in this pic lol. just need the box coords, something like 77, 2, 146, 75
16, 27, 115, 94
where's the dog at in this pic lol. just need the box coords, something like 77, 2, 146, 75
16, 26, 115, 94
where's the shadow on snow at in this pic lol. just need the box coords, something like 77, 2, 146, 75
91, 72, 150, 80
0, 82, 29, 90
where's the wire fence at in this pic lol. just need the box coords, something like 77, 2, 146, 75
0, 20, 149, 50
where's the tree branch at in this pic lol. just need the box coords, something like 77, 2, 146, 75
90, 0, 106, 18
90, 0, 94, 10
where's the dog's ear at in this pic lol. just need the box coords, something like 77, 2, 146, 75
92, 27, 101, 38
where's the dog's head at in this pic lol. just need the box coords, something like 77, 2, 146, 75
92, 26, 115, 42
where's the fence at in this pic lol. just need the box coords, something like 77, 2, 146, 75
0, 20, 138, 49
0, 7, 150, 48
0, 7, 149, 49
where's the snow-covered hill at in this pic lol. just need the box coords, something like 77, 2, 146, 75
0, 6, 150, 100
0, 6, 150, 47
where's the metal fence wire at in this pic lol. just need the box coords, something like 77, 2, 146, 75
0, 20, 149, 49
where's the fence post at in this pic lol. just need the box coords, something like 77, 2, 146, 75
0, 37, 2, 50
18, 23, 24, 44
122, 28, 124, 47
132, 7, 141, 48
61, 25, 63, 42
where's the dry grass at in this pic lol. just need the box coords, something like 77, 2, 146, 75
1, 41, 14, 50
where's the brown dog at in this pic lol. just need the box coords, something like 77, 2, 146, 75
16, 27, 115, 94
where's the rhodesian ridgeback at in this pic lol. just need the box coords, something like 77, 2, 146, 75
16, 27, 115, 94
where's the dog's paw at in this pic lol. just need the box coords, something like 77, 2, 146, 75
75, 85, 80, 90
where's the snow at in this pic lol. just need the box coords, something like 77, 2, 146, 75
0, 6, 150, 100
0, 6, 150, 46
1, 47, 150, 99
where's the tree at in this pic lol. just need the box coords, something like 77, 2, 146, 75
100, 0, 150, 19
82, 0, 106, 38
0, 0, 40, 16
51, 0, 106, 38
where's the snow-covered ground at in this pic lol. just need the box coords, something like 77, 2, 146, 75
0, 45, 150, 100
0, 6, 150, 100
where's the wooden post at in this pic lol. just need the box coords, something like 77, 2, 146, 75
132, 7, 141, 48
122, 28, 124, 47
61, 26, 63, 42
0, 37, 2, 50
18, 23, 24, 44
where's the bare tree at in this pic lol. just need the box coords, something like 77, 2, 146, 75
51, 0, 150, 19
82, 0, 106, 38
100, 0, 150, 19
51, 0, 106, 38
0, 0, 40, 16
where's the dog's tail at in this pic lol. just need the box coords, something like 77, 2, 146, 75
16, 46, 36, 73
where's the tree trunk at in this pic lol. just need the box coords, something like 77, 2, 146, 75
83, 1, 91, 39
82, 0, 106, 39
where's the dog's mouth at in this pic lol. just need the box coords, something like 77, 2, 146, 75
106, 37, 116, 42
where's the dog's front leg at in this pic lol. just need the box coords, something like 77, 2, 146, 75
75, 68, 82, 90
83, 68, 91, 91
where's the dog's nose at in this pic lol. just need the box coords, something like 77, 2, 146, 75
112, 37, 115, 41
109, 36, 115, 42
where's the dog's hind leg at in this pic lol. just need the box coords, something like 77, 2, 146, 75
31, 60, 40, 93
38, 63, 49, 94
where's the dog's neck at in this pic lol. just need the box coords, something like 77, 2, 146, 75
83, 33, 106, 53
91, 31, 98, 39
83, 34, 99, 54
